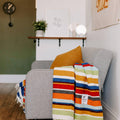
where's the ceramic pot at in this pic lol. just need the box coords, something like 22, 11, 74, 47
36, 30, 45, 37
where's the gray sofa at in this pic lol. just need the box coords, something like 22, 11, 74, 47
25, 47, 112, 119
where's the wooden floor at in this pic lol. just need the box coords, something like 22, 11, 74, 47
0, 83, 26, 120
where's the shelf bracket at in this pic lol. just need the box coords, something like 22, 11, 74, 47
82, 39, 85, 47
34, 39, 36, 43
33, 39, 40, 47
59, 39, 61, 47
38, 39, 40, 46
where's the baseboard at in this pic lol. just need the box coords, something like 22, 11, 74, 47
102, 100, 120, 120
0, 75, 26, 83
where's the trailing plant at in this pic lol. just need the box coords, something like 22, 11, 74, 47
33, 20, 47, 32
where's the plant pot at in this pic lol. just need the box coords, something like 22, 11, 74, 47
36, 30, 45, 37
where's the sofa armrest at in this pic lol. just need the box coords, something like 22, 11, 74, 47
25, 69, 53, 119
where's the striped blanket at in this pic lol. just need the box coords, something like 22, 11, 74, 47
52, 63, 103, 120
16, 80, 26, 112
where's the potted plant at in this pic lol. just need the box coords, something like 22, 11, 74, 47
33, 20, 47, 37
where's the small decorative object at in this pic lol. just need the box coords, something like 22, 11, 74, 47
3, 1, 16, 27
68, 24, 76, 37
75, 24, 87, 37
33, 20, 47, 37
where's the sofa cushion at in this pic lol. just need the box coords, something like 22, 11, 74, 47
50, 46, 83, 69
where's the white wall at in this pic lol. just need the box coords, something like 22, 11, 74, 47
36, 0, 87, 60
86, 0, 120, 119
0, 75, 26, 83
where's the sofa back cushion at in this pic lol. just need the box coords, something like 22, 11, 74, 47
31, 61, 53, 69
82, 47, 112, 91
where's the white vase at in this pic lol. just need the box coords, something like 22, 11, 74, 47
36, 30, 45, 37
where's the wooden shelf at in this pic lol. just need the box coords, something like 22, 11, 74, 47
28, 36, 86, 47
28, 36, 86, 40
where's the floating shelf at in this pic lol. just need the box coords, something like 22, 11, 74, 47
28, 36, 87, 47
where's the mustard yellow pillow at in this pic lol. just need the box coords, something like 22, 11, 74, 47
50, 46, 83, 69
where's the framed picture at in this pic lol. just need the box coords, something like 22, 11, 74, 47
92, 0, 120, 30
45, 9, 70, 37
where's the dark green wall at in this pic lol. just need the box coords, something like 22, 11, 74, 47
0, 0, 36, 74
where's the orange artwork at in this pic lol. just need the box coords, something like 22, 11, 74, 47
96, 0, 109, 12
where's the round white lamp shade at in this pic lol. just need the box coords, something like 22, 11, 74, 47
76, 25, 87, 37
